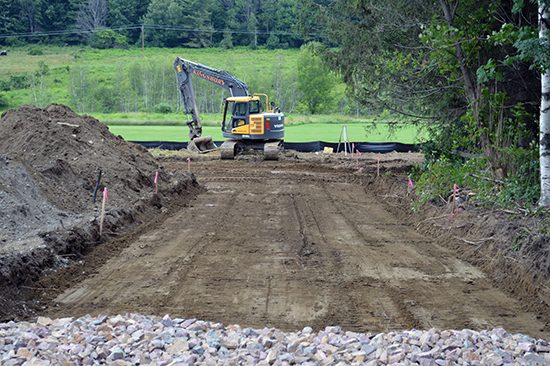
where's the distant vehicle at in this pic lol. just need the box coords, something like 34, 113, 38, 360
174, 57, 284, 160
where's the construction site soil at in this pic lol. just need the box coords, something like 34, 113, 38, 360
2, 104, 550, 342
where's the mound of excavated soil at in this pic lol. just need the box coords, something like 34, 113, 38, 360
0, 104, 201, 321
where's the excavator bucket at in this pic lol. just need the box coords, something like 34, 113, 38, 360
187, 136, 217, 153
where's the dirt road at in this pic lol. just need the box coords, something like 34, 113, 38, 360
43, 157, 548, 338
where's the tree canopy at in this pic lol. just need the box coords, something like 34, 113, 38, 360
0, 0, 305, 49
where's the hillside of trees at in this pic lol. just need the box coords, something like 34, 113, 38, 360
0, 0, 304, 49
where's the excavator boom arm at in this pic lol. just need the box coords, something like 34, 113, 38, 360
176, 58, 249, 97
174, 57, 250, 141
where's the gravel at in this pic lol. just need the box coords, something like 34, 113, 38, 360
1, 314, 549, 365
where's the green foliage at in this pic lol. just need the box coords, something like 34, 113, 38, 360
9, 75, 29, 89
266, 35, 280, 50
0, 80, 11, 92
88, 30, 129, 49
219, 31, 233, 49
153, 103, 173, 114
0, 93, 8, 108
414, 141, 540, 211
0, 46, 353, 117
35, 61, 49, 77
28, 48, 44, 56
95, 85, 119, 113
297, 44, 336, 114
1, 0, 304, 49
493, 142, 540, 206
412, 156, 471, 208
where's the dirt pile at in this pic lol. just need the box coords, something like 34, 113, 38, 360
0, 104, 200, 321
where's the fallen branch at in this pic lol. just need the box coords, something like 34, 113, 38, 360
57, 122, 79, 127
416, 214, 449, 227
379, 194, 400, 199
453, 236, 494, 245
466, 172, 504, 184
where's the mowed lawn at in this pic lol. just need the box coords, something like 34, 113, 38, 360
107, 123, 424, 143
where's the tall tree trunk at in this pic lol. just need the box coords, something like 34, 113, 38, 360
539, 1, 550, 207
438, 0, 476, 104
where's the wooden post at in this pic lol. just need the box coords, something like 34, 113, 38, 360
451, 184, 458, 218
187, 157, 190, 173
100, 188, 107, 237
452, 190, 456, 217
377, 156, 380, 177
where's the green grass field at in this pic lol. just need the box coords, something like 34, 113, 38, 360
107, 123, 423, 143
0, 46, 303, 111
1, 46, 426, 144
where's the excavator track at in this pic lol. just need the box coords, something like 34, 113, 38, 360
220, 139, 241, 159
220, 139, 283, 160
264, 140, 284, 160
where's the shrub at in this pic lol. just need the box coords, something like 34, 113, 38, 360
153, 103, 173, 114
266, 34, 280, 49
95, 85, 119, 113
88, 30, 129, 49
28, 48, 43, 55
0, 93, 8, 108
413, 142, 541, 211
9, 75, 29, 89
0, 80, 11, 91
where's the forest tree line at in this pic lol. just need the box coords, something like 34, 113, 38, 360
0, 0, 305, 49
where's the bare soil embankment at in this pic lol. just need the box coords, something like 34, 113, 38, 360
1, 104, 550, 342
0, 104, 200, 321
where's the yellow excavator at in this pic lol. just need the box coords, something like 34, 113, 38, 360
174, 57, 284, 159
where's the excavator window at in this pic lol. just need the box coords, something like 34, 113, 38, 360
234, 102, 248, 117
250, 100, 260, 114
232, 102, 248, 128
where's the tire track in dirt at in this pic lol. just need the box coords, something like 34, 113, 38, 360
45, 159, 549, 338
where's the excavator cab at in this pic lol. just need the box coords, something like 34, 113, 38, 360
222, 97, 261, 136
227, 100, 261, 128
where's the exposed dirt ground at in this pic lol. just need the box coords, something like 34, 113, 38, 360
2, 104, 550, 342
37, 153, 550, 340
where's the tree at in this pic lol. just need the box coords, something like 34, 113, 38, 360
30, 61, 49, 108
1, 0, 28, 36
297, 44, 335, 114
141, 0, 183, 47
296, 0, 441, 118
37, 0, 80, 36
473, 0, 550, 205
248, 11, 258, 47
141, 0, 213, 48
181, 0, 213, 48
16, 0, 40, 34
87, 29, 128, 49
76, 0, 108, 36
297, 0, 541, 172
535, 1, 550, 206
107, 0, 150, 43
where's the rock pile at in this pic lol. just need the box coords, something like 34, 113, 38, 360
1, 313, 549, 365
